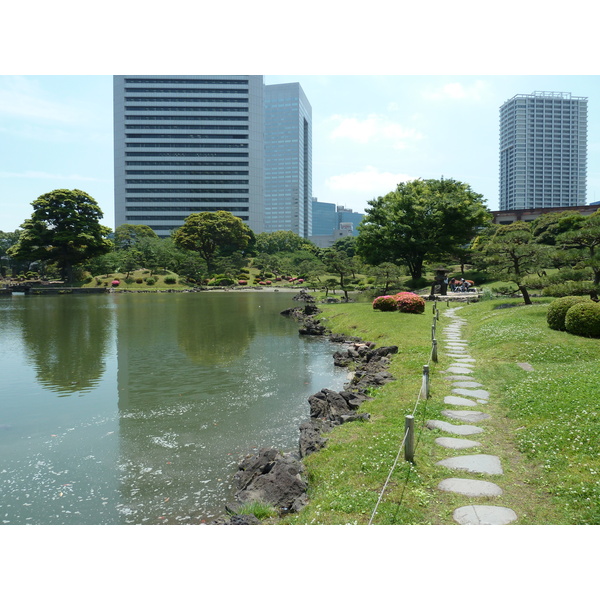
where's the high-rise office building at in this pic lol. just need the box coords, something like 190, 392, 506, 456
113, 75, 265, 236
499, 91, 587, 211
264, 83, 312, 236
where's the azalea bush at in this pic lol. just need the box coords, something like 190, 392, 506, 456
395, 292, 425, 314
372, 295, 398, 311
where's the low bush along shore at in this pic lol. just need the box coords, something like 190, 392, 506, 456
279, 298, 600, 525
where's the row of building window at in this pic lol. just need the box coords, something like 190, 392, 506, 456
126, 188, 249, 194
125, 107, 248, 112
126, 206, 249, 212
127, 215, 249, 221
125, 88, 248, 94
125, 152, 249, 157
126, 143, 248, 148
125, 97, 248, 103
125, 197, 248, 203
125, 115, 249, 121
125, 161, 249, 167
124, 79, 248, 85
126, 179, 249, 185
126, 170, 248, 176
125, 134, 248, 139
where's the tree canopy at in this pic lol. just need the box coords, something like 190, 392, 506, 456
7, 189, 112, 282
171, 211, 253, 274
356, 178, 491, 280
113, 224, 158, 249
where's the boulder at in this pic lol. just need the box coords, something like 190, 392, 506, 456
234, 448, 308, 513
299, 418, 333, 457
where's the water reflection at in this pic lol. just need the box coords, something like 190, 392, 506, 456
16, 295, 113, 396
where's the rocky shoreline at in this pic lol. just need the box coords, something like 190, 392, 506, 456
210, 290, 398, 525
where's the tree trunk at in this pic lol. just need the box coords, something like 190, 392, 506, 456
518, 284, 532, 305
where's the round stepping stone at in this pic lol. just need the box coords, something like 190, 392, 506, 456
453, 505, 517, 525
445, 366, 473, 374
435, 437, 482, 449
426, 420, 484, 435
436, 454, 503, 475
451, 388, 490, 400
438, 478, 503, 497
444, 395, 478, 407
451, 381, 483, 388
441, 409, 490, 423
444, 375, 475, 381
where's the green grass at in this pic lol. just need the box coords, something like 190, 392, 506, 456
279, 296, 600, 525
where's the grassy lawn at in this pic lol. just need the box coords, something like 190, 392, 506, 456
279, 296, 600, 525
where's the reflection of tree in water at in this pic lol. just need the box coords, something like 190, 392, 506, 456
19, 296, 112, 395
177, 293, 257, 365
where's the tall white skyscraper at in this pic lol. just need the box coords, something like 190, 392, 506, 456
499, 91, 587, 211
264, 83, 312, 236
113, 75, 265, 236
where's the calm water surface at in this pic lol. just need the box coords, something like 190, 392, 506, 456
0, 291, 347, 525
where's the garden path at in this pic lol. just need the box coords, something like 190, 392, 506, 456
426, 306, 518, 525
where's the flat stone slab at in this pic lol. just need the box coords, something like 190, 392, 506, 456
452, 358, 476, 363
435, 437, 482, 450
441, 410, 490, 423
446, 354, 473, 358
436, 454, 503, 475
444, 395, 478, 407
426, 420, 484, 435
518, 362, 534, 371
438, 478, 503, 497
444, 375, 475, 381
451, 388, 490, 400
449, 363, 476, 369
453, 505, 518, 525
451, 381, 483, 388
445, 367, 473, 374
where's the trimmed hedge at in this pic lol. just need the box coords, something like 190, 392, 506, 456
565, 302, 600, 338
546, 296, 595, 331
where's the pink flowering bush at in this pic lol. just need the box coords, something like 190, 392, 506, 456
372, 295, 398, 311
395, 292, 425, 314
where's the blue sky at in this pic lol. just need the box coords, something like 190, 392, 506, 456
2, 74, 600, 233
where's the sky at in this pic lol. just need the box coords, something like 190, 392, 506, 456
3, 73, 600, 233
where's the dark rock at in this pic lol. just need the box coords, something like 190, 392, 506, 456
299, 418, 334, 457
234, 448, 307, 513
228, 514, 261, 525
339, 413, 370, 424
292, 290, 316, 303
298, 317, 329, 336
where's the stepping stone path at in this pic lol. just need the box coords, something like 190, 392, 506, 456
426, 305, 518, 525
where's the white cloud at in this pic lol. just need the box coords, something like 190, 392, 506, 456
328, 114, 424, 149
422, 80, 491, 102
325, 166, 416, 195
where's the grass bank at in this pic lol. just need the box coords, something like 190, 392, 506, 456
280, 297, 599, 525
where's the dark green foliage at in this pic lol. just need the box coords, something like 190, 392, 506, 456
357, 177, 490, 281
542, 281, 599, 298
145, 277, 156, 285
565, 301, 600, 337
7, 189, 112, 282
546, 296, 595, 331
164, 276, 177, 284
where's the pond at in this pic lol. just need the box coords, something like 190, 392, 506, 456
0, 291, 348, 525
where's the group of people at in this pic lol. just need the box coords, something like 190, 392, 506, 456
448, 277, 472, 292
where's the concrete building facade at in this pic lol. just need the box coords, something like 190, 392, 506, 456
113, 75, 265, 236
499, 91, 587, 211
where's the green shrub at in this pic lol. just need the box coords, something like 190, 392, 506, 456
135, 278, 143, 284
124, 277, 135, 284
213, 277, 234, 286
546, 296, 595, 331
542, 281, 599, 298
565, 301, 600, 337
164, 276, 177, 284
145, 277, 156, 285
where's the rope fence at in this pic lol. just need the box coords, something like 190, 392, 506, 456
368, 300, 443, 525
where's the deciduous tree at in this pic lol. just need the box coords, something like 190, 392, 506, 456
356, 178, 491, 281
